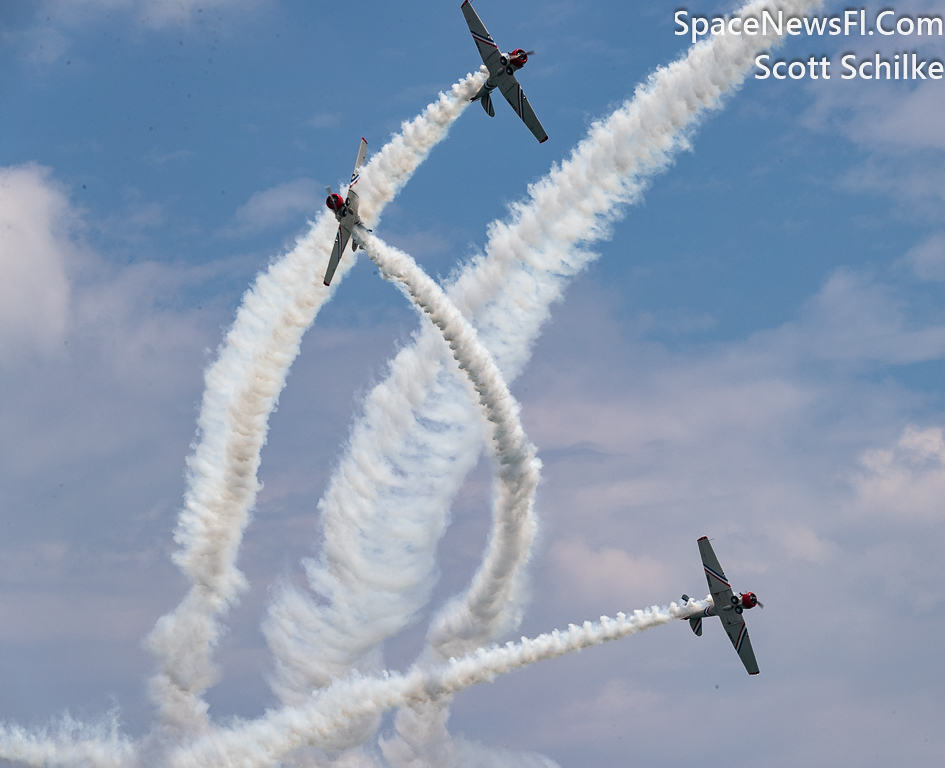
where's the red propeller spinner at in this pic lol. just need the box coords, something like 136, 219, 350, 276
740, 592, 764, 609
509, 48, 532, 68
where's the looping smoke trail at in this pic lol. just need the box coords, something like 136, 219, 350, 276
262, 70, 491, 710
265, 0, 819, 760
171, 599, 710, 768
146, 69, 487, 735
343, 230, 541, 768
355, 230, 541, 660
0, 0, 811, 761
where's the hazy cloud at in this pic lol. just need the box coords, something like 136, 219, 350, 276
0, 163, 73, 357
853, 425, 945, 523
305, 113, 342, 129
41, 0, 266, 29
230, 178, 321, 234
898, 232, 945, 281
548, 538, 673, 607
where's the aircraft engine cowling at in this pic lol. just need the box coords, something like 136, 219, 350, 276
509, 48, 528, 68
326, 193, 345, 212
740, 592, 759, 609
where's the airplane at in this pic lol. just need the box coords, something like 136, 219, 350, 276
681, 536, 762, 675
460, 0, 548, 144
323, 137, 368, 287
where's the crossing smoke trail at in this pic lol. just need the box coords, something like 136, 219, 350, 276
172, 599, 710, 768
352, 232, 542, 768
265, 228, 542, 765
355, 230, 541, 662
145, 69, 487, 736
0, 0, 814, 763
263, 0, 820, 755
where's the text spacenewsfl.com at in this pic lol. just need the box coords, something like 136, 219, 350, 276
674, 9, 944, 80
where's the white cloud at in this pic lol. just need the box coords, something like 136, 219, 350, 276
41, 0, 266, 29
853, 425, 945, 523
547, 538, 672, 608
806, 81, 945, 154
20, 26, 71, 65
231, 178, 321, 233
898, 232, 945, 281
305, 113, 341, 130
0, 163, 73, 357
514, 265, 945, 632
799, 21, 945, 217
138, 0, 266, 27
769, 521, 836, 563
759, 267, 945, 366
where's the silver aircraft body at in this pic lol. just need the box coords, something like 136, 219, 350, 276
323, 137, 368, 287
461, 0, 548, 143
682, 536, 762, 675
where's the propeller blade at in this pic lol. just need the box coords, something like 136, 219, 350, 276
325, 185, 333, 195
757, 600, 765, 609
526, 50, 535, 56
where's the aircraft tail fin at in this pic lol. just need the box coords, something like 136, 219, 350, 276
471, 82, 495, 116
681, 595, 702, 636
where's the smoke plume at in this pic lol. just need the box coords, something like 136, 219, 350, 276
147, 69, 487, 735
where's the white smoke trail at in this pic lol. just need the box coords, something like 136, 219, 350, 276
261, 315, 487, 703
352, 232, 545, 768
172, 599, 710, 768
146, 69, 487, 735
356, 231, 541, 659
449, 0, 822, 378
0, 714, 136, 768
264, 0, 820, 747
262, 229, 542, 765
1, 0, 814, 759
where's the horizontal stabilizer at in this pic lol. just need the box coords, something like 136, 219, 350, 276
482, 91, 495, 117
689, 616, 703, 636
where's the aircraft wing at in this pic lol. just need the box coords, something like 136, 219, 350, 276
498, 78, 548, 143
723, 617, 760, 675
698, 536, 735, 607
323, 225, 351, 287
351, 137, 367, 183
461, 1, 502, 69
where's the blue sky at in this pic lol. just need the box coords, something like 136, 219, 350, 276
2, 1, 945, 766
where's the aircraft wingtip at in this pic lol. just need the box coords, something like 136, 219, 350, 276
540, 136, 549, 143
749, 671, 760, 675
697, 535, 709, 541
323, 281, 330, 287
